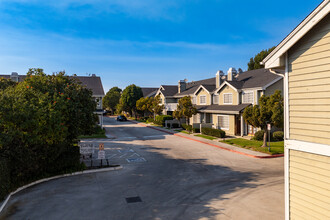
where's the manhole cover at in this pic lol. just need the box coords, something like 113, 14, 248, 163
126, 196, 142, 203
126, 158, 146, 163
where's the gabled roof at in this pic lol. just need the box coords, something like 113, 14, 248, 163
262, 0, 330, 69
158, 85, 178, 97
192, 84, 216, 96
196, 104, 251, 114
174, 85, 199, 97
214, 69, 283, 93
0, 74, 105, 96
186, 77, 215, 89
141, 87, 158, 97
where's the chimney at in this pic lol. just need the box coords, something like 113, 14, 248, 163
216, 70, 224, 88
10, 72, 19, 82
178, 79, 186, 93
227, 68, 237, 81
91, 74, 96, 77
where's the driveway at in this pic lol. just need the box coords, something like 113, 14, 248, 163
0, 116, 284, 220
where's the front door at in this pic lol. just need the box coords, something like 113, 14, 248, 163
235, 115, 241, 135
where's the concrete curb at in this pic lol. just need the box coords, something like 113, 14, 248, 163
130, 120, 284, 159
0, 166, 122, 214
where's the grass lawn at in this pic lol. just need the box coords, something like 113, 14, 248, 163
221, 138, 284, 155
174, 129, 190, 134
195, 134, 217, 140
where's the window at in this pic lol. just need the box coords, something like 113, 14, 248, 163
218, 115, 229, 130
213, 95, 219, 104
223, 93, 233, 104
243, 91, 254, 103
200, 95, 206, 104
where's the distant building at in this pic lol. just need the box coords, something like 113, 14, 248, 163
0, 72, 105, 127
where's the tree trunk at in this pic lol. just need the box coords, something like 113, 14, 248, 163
262, 129, 267, 147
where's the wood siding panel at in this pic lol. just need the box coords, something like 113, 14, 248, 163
289, 150, 330, 220
218, 85, 238, 105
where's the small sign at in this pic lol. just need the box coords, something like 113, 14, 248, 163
267, 124, 271, 131
98, 150, 106, 159
79, 143, 94, 154
99, 143, 104, 151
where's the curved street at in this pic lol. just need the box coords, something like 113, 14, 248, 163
0, 116, 284, 220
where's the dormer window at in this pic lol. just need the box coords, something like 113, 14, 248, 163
243, 91, 254, 104
223, 93, 233, 104
200, 95, 206, 105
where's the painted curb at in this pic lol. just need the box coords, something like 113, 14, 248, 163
130, 120, 284, 159
0, 166, 122, 214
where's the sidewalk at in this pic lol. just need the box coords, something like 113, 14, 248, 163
131, 120, 284, 159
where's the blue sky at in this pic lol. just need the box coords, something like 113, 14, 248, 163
0, 0, 321, 92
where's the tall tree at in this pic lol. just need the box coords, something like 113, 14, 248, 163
173, 96, 197, 125
120, 84, 143, 117
103, 86, 122, 114
243, 90, 284, 147
247, 46, 275, 70
136, 95, 164, 119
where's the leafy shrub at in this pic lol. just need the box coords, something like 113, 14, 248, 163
273, 131, 284, 141
146, 118, 154, 123
193, 128, 200, 133
201, 127, 225, 138
253, 130, 265, 141
0, 159, 11, 200
181, 124, 193, 132
155, 115, 173, 126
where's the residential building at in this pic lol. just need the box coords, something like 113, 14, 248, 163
192, 68, 283, 136
261, 1, 330, 219
141, 87, 158, 98
0, 72, 105, 127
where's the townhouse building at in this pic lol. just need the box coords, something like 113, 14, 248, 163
262, 1, 330, 219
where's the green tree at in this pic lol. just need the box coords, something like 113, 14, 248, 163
0, 78, 16, 91
120, 84, 143, 117
173, 96, 197, 125
247, 46, 275, 70
136, 95, 164, 119
243, 90, 283, 147
103, 86, 122, 114
151, 95, 164, 119
0, 68, 96, 198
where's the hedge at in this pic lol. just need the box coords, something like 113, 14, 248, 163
181, 124, 192, 132
273, 131, 284, 141
146, 118, 154, 123
201, 127, 225, 138
154, 115, 173, 126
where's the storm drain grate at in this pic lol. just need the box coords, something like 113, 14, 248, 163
126, 196, 142, 203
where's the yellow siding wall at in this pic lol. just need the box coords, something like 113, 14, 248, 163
159, 93, 165, 104
289, 150, 330, 219
219, 85, 238, 105
196, 89, 211, 105
264, 79, 283, 96
288, 14, 330, 145
212, 114, 235, 135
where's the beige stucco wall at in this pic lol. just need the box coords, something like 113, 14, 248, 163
211, 114, 235, 135
289, 150, 330, 219
219, 85, 238, 105
264, 78, 283, 96
196, 89, 211, 105
288, 13, 330, 145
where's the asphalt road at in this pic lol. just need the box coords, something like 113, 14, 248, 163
0, 116, 284, 220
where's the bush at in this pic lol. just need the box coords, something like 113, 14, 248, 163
201, 127, 225, 138
171, 123, 180, 128
181, 124, 193, 132
0, 159, 11, 200
193, 128, 200, 133
253, 130, 265, 141
146, 118, 154, 123
154, 115, 173, 126
273, 131, 284, 141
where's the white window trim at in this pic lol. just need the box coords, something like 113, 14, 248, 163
213, 94, 219, 104
199, 95, 206, 105
217, 115, 229, 130
223, 93, 233, 104
242, 91, 254, 104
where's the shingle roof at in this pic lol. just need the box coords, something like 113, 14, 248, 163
174, 85, 199, 97
141, 87, 158, 97
186, 77, 215, 88
160, 85, 178, 96
72, 76, 105, 96
225, 69, 282, 90
0, 74, 105, 96
196, 104, 251, 114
